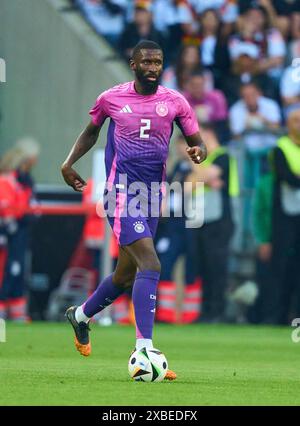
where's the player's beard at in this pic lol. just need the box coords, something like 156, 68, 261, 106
135, 68, 160, 93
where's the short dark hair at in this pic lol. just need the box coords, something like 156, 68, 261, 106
132, 40, 162, 60
239, 81, 260, 92
189, 67, 205, 79
245, 4, 270, 29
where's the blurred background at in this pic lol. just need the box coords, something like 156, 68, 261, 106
1, 0, 300, 326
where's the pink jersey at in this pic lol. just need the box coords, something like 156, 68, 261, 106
89, 81, 199, 188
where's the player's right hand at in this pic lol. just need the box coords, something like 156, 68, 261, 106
61, 164, 87, 192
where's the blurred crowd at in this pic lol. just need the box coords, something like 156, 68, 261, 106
1, 0, 300, 326
73, 0, 300, 133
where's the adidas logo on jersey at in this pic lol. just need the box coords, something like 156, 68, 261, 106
120, 105, 132, 113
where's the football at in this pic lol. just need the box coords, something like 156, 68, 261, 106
128, 347, 168, 382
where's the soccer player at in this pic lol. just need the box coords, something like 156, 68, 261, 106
61, 40, 207, 380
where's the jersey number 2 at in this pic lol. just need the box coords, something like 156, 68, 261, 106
140, 119, 151, 139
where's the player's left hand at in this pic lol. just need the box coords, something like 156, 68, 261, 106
61, 164, 87, 192
186, 145, 207, 164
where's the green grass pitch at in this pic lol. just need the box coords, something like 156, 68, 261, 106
0, 322, 300, 406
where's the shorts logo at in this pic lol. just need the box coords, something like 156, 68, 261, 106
156, 102, 168, 117
133, 221, 145, 233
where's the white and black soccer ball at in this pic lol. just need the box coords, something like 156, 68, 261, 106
128, 347, 168, 382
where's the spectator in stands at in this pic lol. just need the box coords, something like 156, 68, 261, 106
271, 0, 300, 16
280, 18, 300, 120
229, 82, 281, 150
151, 0, 194, 64
119, 2, 165, 62
280, 65, 300, 121
221, 41, 278, 106
0, 138, 40, 321
166, 5, 232, 79
229, 4, 286, 81
185, 69, 229, 142
189, 0, 239, 35
152, 0, 194, 33
75, 0, 128, 47
197, 8, 231, 81
187, 123, 238, 322
161, 44, 213, 92
198, 8, 221, 69
266, 109, 300, 324
288, 12, 300, 62
239, 0, 300, 39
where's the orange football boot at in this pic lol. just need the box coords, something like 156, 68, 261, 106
165, 369, 177, 381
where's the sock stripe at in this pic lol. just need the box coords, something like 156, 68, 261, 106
136, 270, 160, 281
